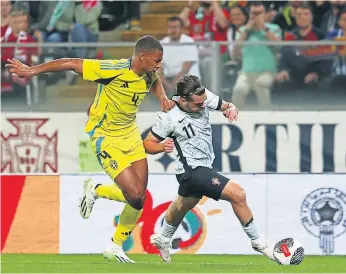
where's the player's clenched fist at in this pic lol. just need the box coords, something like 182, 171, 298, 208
223, 103, 239, 122
163, 138, 174, 153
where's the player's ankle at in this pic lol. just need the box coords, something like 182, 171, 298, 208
243, 218, 260, 240
162, 218, 178, 239
95, 183, 102, 190
111, 238, 124, 249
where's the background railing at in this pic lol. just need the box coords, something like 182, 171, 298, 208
1, 41, 346, 112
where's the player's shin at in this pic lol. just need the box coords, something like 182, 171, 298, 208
161, 199, 182, 241
113, 204, 143, 246
162, 197, 199, 239
221, 180, 259, 240
222, 182, 274, 260
242, 217, 260, 240
95, 184, 126, 202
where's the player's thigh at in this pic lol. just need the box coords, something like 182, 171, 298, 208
126, 135, 148, 188
90, 136, 131, 181
130, 158, 148, 189
176, 172, 203, 200
114, 165, 146, 198
177, 167, 229, 201
219, 180, 246, 204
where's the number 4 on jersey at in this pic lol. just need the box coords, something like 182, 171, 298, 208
132, 93, 140, 106
99, 150, 111, 159
183, 124, 195, 139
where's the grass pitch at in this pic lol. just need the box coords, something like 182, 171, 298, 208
1, 254, 345, 273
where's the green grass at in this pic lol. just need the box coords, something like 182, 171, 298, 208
1, 254, 345, 273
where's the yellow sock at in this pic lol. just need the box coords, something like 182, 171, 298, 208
95, 184, 126, 202
113, 204, 143, 246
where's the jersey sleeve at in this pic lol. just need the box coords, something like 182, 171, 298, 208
151, 112, 175, 141
205, 89, 222, 110
83, 59, 120, 81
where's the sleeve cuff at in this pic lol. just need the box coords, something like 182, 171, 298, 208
216, 97, 222, 110
151, 130, 165, 141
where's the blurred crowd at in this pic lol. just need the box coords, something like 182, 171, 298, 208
1, 0, 346, 108
160, 0, 346, 106
0, 0, 141, 98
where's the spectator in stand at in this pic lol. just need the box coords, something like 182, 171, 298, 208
273, 0, 300, 33
227, 4, 248, 58
226, 0, 249, 9
45, 1, 74, 43
326, 8, 346, 91
47, 0, 102, 58
232, 1, 281, 107
1, 0, 12, 41
125, 1, 141, 30
1, 0, 13, 93
160, 16, 201, 95
72, 0, 102, 58
2, 10, 39, 67
321, 0, 346, 36
28, 1, 57, 43
179, 0, 229, 44
276, 3, 332, 89
265, 2, 285, 23
179, 0, 230, 88
12, 0, 40, 23
1, 9, 39, 95
310, 1, 330, 28
11, 1, 46, 45
226, 0, 286, 20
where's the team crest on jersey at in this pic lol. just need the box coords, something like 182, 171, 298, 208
110, 160, 118, 170
300, 188, 346, 254
211, 177, 221, 186
1, 118, 58, 173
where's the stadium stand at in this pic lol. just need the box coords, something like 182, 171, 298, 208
42, 1, 189, 110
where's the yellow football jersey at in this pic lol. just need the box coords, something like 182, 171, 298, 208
83, 58, 159, 137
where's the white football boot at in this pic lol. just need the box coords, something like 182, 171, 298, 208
251, 235, 275, 261
103, 245, 134, 263
150, 233, 172, 263
79, 178, 98, 219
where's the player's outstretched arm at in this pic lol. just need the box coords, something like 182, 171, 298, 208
6, 58, 83, 78
220, 101, 239, 122
150, 77, 175, 112
143, 132, 174, 155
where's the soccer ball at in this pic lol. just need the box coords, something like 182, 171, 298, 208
273, 238, 305, 265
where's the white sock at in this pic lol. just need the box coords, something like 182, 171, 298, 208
111, 243, 123, 251
111, 238, 123, 249
242, 218, 260, 240
161, 218, 178, 239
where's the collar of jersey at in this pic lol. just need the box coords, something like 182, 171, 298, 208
128, 57, 149, 79
128, 57, 139, 78
171, 94, 195, 114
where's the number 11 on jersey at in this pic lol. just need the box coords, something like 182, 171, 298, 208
183, 123, 195, 139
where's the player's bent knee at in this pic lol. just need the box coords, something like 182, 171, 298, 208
221, 180, 247, 205
230, 181, 247, 205
123, 189, 146, 210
